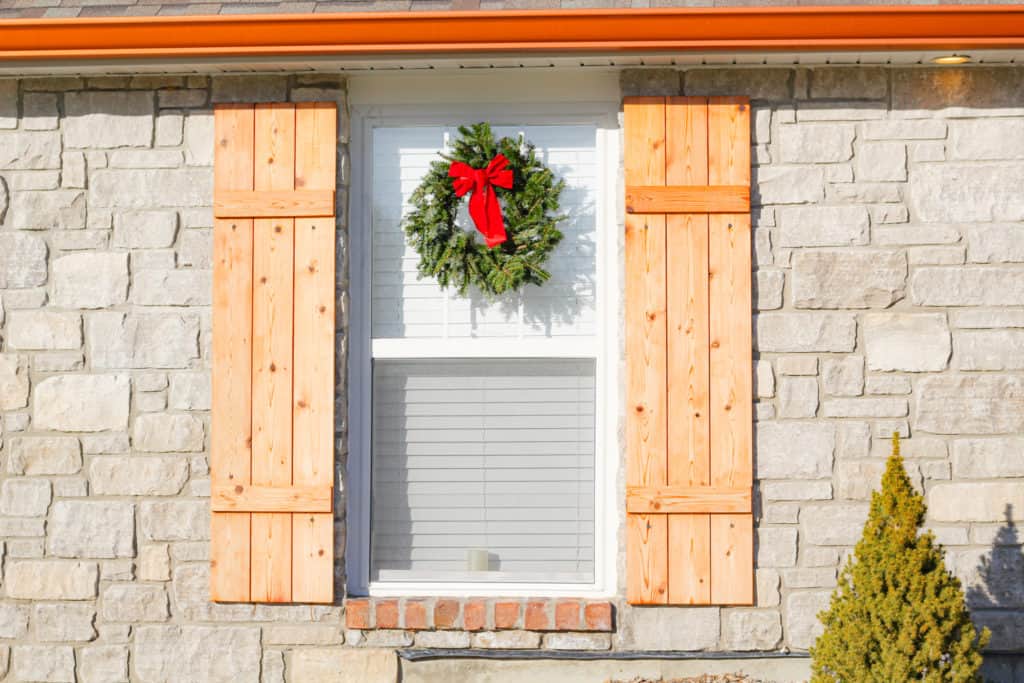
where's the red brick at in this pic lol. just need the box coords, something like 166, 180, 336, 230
555, 599, 581, 630
494, 601, 520, 629
584, 602, 613, 632
524, 600, 550, 631
405, 600, 428, 630
345, 598, 371, 629
375, 599, 399, 629
434, 599, 459, 629
463, 599, 487, 631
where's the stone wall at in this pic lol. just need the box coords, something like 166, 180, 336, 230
0, 66, 1020, 682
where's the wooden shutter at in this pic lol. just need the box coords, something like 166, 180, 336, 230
211, 102, 337, 604
624, 96, 753, 606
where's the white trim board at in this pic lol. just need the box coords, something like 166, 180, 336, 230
347, 90, 621, 599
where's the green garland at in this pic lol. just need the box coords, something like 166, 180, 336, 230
403, 122, 566, 297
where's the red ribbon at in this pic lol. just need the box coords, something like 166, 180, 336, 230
449, 154, 513, 248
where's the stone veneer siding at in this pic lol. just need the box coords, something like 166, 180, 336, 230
0, 67, 1020, 681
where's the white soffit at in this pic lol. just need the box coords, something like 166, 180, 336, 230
0, 49, 1021, 76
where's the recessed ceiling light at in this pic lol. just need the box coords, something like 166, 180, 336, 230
932, 54, 971, 65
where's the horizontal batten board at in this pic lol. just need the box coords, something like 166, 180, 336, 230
212, 484, 333, 513
625, 185, 748, 214
214, 190, 335, 218
626, 486, 751, 514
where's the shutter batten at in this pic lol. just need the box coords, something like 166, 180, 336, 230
211, 101, 336, 605
625, 96, 753, 607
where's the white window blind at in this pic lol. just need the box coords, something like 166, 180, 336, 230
371, 359, 595, 583
366, 123, 602, 587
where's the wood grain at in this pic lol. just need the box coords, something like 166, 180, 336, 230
665, 97, 712, 606
214, 189, 335, 218
211, 103, 254, 603
625, 185, 749, 214
626, 486, 751, 514
708, 96, 753, 606
624, 97, 669, 605
291, 101, 336, 604
212, 484, 332, 513
250, 102, 296, 603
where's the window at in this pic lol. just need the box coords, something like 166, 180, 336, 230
350, 110, 617, 596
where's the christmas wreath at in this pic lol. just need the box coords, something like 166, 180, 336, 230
403, 122, 566, 297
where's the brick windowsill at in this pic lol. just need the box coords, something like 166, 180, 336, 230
345, 597, 613, 633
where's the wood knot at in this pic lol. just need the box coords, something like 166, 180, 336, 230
318, 549, 325, 557
710, 340, 720, 349
274, 225, 282, 234
269, 363, 277, 372
318, 305, 327, 314
234, 485, 244, 494
260, 276, 267, 284
634, 404, 644, 414
297, 400, 308, 409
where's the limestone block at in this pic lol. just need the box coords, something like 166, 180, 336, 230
835, 461, 885, 500
621, 68, 682, 97
34, 603, 97, 642
756, 422, 834, 480
289, 648, 397, 683
168, 372, 211, 410
0, 353, 29, 410
134, 625, 261, 683
0, 232, 47, 288
0, 603, 29, 638
33, 374, 130, 432
810, 67, 887, 100
753, 166, 824, 205
778, 206, 869, 247
132, 413, 204, 452
864, 313, 951, 372
822, 397, 907, 418
472, 631, 542, 649
910, 163, 1024, 223
0, 130, 61, 169
615, 606, 720, 650
90, 456, 188, 495
87, 312, 200, 370
779, 124, 854, 163
7, 436, 82, 475
756, 569, 781, 607
262, 651, 285, 683
113, 211, 178, 249
800, 503, 869, 546
89, 168, 211, 209
778, 376, 819, 418
52, 253, 129, 309
79, 646, 129, 683
0, 478, 52, 516
0, 79, 16, 128
863, 120, 946, 141
892, 67, 1024, 111
756, 313, 856, 353
64, 91, 154, 148
965, 224, 1024, 263
866, 375, 911, 395
414, 631, 472, 648
131, 269, 212, 306
109, 150, 183, 169
856, 142, 907, 182
138, 544, 171, 582
211, 75, 288, 103
916, 374, 1024, 435
684, 68, 792, 100
12, 645, 75, 683
950, 118, 1024, 160
4, 560, 98, 599
141, 500, 209, 541
821, 356, 863, 397
956, 330, 1024, 371
184, 115, 214, 166
912, 267, 1024, 307
756, 527, 797, 568
178, 229, 212, 268
755, 270, 784, 310
9, 189, 86, 230
755, 360, 775, 399
48, 500, 134, 559
101, 584, 169, 622
761, 480, 832, 501
953, 438, 1024, 478
541, 633, 612, 650
155, 114, 183, 146
793, 250, 906, 309
7, 311, 82, 350
929, 482, 1024, 524
777, 357, 818, 376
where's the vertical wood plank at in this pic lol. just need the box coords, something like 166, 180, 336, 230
710, 514, 754, 605
292, 102, 336, 604
708, 96, 753, 605
251, 103, 296, 603
211, 104, 254, 603
624, 97, 669, 605
665, 97, 712, 605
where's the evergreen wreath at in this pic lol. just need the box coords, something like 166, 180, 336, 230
403, 122, 566, 297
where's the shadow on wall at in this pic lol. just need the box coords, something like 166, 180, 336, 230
966, 504, 1024, 651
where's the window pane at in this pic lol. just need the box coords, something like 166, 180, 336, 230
371, 358, 596, 584
370, 125, 599, 340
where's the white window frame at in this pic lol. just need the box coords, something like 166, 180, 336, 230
347, 78, 620, 599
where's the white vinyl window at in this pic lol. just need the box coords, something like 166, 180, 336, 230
350, 104, 617, 597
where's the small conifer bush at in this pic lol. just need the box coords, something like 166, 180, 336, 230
810, 433, 990, 682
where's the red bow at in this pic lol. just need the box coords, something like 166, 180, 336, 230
449, 154, 513, 248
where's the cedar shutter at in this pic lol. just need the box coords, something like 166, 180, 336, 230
624, 96, 753, 606
210, 102, 337, 604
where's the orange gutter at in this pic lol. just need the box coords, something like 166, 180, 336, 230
1, 5, 1023, 62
